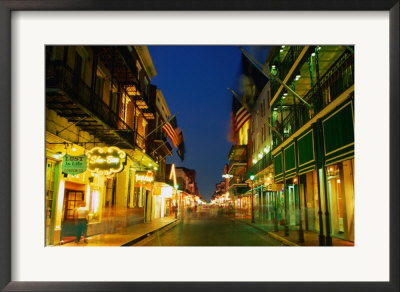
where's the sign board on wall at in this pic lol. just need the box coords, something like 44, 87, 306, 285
135, 171, 154, 183
266, 183, 284, 192
62, 154, 87, 175
86, 146, 127, 176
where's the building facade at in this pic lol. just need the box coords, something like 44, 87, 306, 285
244, 80, 277, 224
170, 166, 201, 211
45, 46, 175, 245
225, 46, 354, 245
267, 45, 354, 244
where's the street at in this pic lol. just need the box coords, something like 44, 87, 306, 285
133, 207, 283, 246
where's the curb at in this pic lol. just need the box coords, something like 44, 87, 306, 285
121, 219, 179, 246
266, 231, 298, 246
236, 219, 298, 246
59, 232, 101, 245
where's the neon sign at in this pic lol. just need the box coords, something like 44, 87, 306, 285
135, 171, 154, 183
86, 146, 127, 176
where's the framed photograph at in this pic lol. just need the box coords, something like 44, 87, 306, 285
1, 1, 399, 291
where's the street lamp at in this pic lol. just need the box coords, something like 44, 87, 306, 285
222, 173, 234, 217
250, 175, 255, 223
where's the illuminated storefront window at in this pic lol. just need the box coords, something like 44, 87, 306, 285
89, 190, 101, 222
325, 159, 354, 240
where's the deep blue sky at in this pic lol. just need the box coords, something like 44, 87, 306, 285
148, 46, 268, 201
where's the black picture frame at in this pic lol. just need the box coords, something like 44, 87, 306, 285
0, 1, 399, 291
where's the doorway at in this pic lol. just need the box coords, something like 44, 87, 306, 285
61, 189, 85, 237
63, 190, 85, 221
327, 165, 344, 234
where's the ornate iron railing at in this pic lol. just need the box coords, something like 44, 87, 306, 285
272, 51, 354, 148
245, 152, 272, 179
46, 61, 145, 149
229, 176, 246, 188
270, 46, 304, 98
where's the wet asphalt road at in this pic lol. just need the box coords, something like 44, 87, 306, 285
133, 209, 283, 246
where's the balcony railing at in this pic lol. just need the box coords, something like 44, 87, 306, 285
277, 46, 304, 82
146, 131, 173, 159
271, 46, 305, 98
47, 61, 143, 149
245, 152, 272, 179
227, 145, 247, 172
272, 51, 354, 148
228, 157, 247, 174
229, 176, 246, 188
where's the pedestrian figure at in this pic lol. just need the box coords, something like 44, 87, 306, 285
75, 201, 89, 243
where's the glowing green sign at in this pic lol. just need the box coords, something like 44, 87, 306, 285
62, 154, 87, 175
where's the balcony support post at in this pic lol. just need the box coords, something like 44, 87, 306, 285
315, 47, 321, 112
318, 119, 332, 246
280, 99, 284, 138
308, 56, 314, 88
251, 181, 255, 223
282, 149, 289, 236
294, 138, 304, 243
274, 190, 279, 232
313, 122, 326, 246
292, 81, 298, 132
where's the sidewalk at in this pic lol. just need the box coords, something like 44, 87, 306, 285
234, 217, 354, 246
62, 216, 178, 247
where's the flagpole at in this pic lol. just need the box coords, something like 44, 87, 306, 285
144, 113, 177, 139
151, 139, 170, 156
227, 88, 283, 141
240, 47, 312, 109
159, 151, 172, 161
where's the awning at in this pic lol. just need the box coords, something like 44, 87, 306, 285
124, 148, 158, 170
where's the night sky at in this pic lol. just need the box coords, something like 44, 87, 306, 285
148, 46, 269, 201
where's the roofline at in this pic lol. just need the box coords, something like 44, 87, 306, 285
156, 89, 171, 118
134, 46, 157, 78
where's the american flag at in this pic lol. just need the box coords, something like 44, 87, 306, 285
162, 116, 179, 148
234, 103, 251, 133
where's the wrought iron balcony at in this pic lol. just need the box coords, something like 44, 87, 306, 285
272, 50, 354, 149
277, 46, 304, 82
228, 176, 247, 188
228, 144, 247, 166
270, 46, 305, 98
146, 131, 173, 159
46, 60, 143, 150
245, 152, 272, 179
